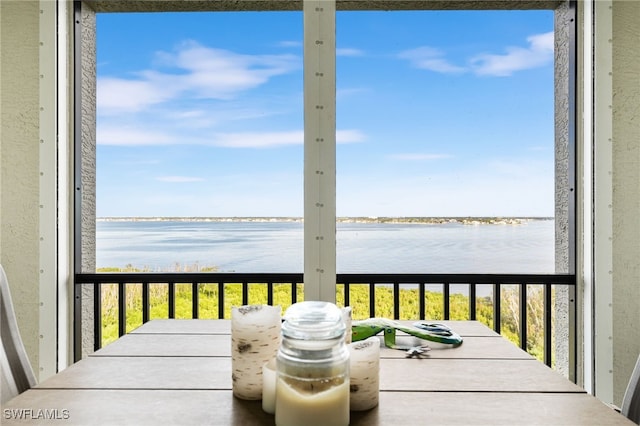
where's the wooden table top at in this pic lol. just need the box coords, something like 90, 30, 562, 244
3, 319, 634, 425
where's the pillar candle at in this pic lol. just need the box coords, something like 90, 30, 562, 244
231, 304, 281, 400
342, 306, 353, 344
348, 336, 380, 411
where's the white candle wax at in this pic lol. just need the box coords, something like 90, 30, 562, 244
349, 336, 380, 411
342, 306, 352, 344
275, 377, 350, 426
262, 359, 277, 414
231, 304, 281, 400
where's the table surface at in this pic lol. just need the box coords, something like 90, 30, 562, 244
2, 319, 634, 425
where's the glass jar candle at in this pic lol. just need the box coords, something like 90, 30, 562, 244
275, 301, 350, 426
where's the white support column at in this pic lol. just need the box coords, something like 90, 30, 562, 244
38, 0, 59, 379
56, 0, 72, 371
593, 0, 614, 403
303, 0, 336, 302
581, 0, 595, 395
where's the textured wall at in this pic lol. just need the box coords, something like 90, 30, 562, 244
612, 0, 640, 405
0, 0, 41, 377
553, 0, 572, 380
80, 3, 98, 358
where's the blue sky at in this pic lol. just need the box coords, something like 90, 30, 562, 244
96, 10, 554, 218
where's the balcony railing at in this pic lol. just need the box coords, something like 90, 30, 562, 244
74, 272, 576, 376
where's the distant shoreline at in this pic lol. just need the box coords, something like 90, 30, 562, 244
96, 216, 553, 225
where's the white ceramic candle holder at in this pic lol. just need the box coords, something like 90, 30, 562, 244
262, 358, 277, 414
231, 304, 281, 400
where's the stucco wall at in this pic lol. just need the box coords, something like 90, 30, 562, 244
553, 0, 573, 380
0, 0, 41, 377
612, 0, 640, 405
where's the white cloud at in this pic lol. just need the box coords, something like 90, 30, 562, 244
156, 176, 205, 183
211, 129, 365, 148
98, 78, 179, 113
212, 131, 304, 148
398, 47, 466, 74
97, 127, 177, 146
337, 48, 365, 57
337, 129, 366, 144
398, 31, 553, 77
389, 153, 453, 161
97, 41, 300, 114
470, 31, 554, 77
98, 127, 366, 148
278, 40, 302, 48
337, 87, 369, 99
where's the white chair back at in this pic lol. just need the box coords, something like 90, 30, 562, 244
622, 353, 640, 424
0, 265, 37, 404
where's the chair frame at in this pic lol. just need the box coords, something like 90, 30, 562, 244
1, 265, 37, 403
621, 353, 640, 424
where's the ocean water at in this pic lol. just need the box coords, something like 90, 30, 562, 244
96, 219, 555, 274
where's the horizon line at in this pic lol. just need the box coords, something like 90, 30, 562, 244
96, 216, 554, 220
